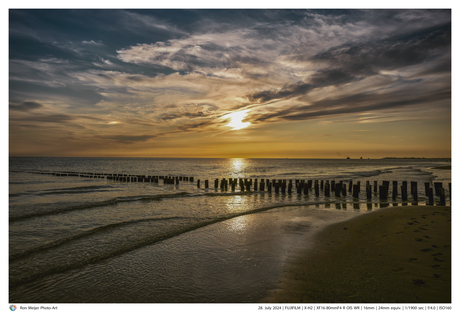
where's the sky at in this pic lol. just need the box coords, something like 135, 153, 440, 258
8, 9, 452, 158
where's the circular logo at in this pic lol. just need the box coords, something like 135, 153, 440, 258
10, 306, 17, 311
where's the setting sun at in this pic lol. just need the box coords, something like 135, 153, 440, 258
222, 109, 251, 130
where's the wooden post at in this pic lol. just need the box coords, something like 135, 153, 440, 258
268, 181, 272, 192
374, 181, 378, 194
366, 184, 372, 199
205, 180, 209, 188
349, 181, 353, 193
325, 181, 330, 197
424, 182, 430, 196
401, 184, 408, 201
382, 181, 389, 199
379, 185, 388, 200
392, 181, 398, 200
440, 188, 446, 206
254, 179, 258, 191
434, 182, 443, 196
352, 185, 359, 199
304, 184, 309, 195
331, 180, 335, 192
428, 187, 434, 205
412, 186, 418, 202
335, 182, 341, 197
410, 182, 417, 201
321, 180, 324, 190
410, 182, 417, 195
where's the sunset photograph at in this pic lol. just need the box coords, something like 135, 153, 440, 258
8, 8, 452, 310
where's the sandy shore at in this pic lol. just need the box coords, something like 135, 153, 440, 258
263, 205, 451, 303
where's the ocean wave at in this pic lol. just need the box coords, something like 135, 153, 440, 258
347, 169, 386, 178
9, 191, 194, 222
9, 198, 119, 222
9, 216, 184, 261
9, 185, 112, 198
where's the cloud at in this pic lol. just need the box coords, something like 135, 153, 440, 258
158, 103, 220, 121
248, 83, 314, 103
97, 134, 157, 144
119, 11, 188, 37
10, 113, 104, 124
176, 119, 222, 132
14, 114, 76, 123
249, 84, 451, 123
160, 112, 207, 121
82, 40, 103, 45
244, 19, 451, 116
114, 10, 451, 119
9, 101, 43, 111
116, 38, 228, 71
311, 22, 450, 72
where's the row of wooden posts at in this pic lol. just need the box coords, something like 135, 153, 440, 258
32, 171, 450, 205
195, 178, 450, 205
31, 171, 194, 184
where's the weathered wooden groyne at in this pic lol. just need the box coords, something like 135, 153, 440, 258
28, 171, 451, 206
195, 178, 450, 206
28, 170, 194, 184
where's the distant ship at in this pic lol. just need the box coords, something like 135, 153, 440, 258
346, 156, 350, 159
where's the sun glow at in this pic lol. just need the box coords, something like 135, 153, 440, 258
222, 109, 251, 130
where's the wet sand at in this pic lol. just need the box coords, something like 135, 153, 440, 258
264, 205, 451, 303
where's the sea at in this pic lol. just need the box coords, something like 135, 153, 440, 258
8, 157, 451, 303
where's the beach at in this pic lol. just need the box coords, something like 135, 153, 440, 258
264, 205, 451, 303
9, 157, 451, 303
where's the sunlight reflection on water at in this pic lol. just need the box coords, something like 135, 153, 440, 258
229, 158, 248, 177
